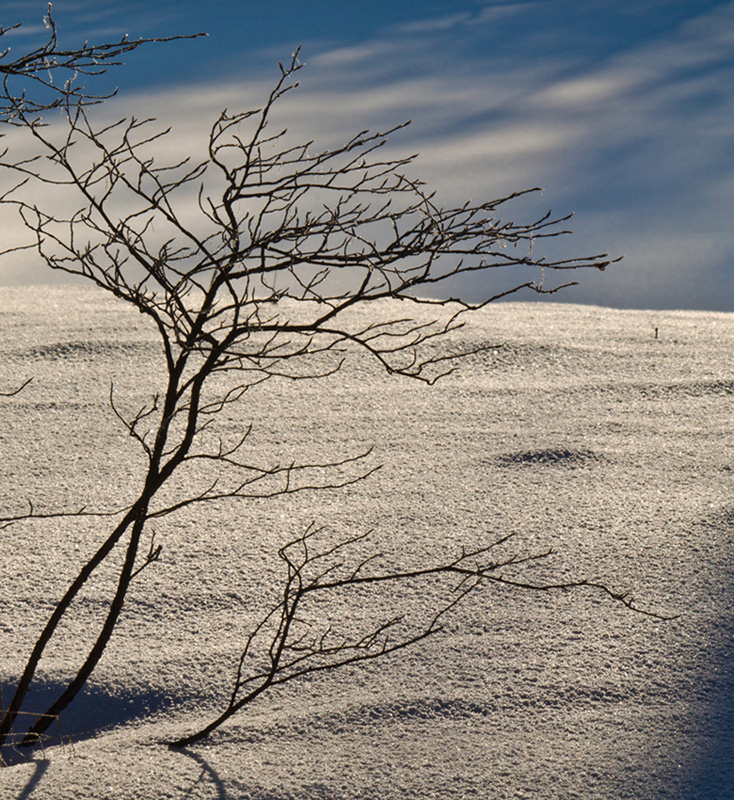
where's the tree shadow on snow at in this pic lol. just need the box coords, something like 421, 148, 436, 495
675, 505, 734, 799
1, 679, 174, 768
173, 750, 229, 800
172, 747, 346, 800
6, 758, 48, 800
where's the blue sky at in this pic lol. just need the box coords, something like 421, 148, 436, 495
2, 1, 733, 310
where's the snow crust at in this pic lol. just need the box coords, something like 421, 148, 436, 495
1, 286, 732, 799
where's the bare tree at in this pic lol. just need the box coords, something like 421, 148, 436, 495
0, 3, 204, 118
0, 46, 654, 753
0, 377, 32, 397
170, 524, 665, 748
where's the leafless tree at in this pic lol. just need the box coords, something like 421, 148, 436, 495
0, 44, 655, 753
0, 3, 203, 118
0, 377, 32, 396
170, 524, 665, 747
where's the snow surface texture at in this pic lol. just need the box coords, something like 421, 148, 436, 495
0, 286, 732, 799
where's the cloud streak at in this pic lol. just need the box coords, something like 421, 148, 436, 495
1, 1, 732, 309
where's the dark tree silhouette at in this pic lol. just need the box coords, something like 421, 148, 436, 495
0, 4, 203, 118
0, 34, 654, 753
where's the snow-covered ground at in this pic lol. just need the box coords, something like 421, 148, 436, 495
1, 286, 732, 799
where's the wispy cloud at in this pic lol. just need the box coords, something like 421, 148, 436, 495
476, 2, 544, 23
387, 11, 473, 34
1, 1, 732, 308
